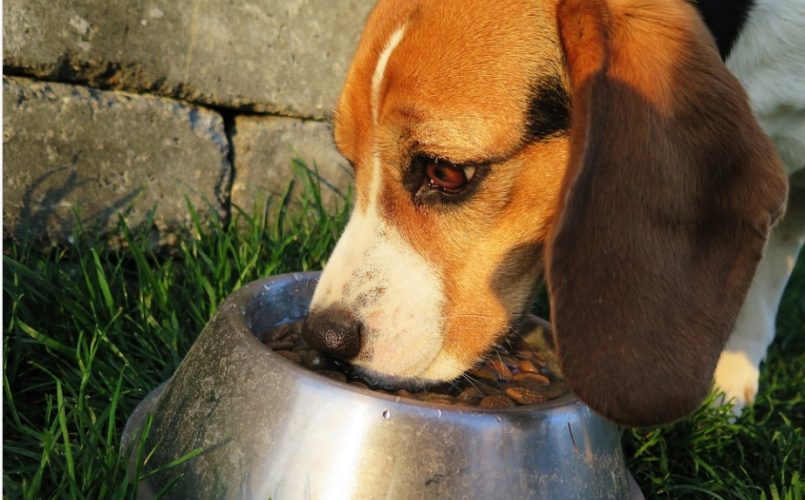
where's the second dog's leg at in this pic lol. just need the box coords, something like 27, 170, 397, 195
714, 184, 805, 415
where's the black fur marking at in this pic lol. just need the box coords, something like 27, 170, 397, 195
691, 0, 756, 60
525, 76, 571, 143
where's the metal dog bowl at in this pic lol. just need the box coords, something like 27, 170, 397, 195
123, 272, 641, 499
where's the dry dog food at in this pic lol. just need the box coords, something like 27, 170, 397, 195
261, 318, 567, 409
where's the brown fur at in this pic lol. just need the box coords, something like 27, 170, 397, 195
549, 0, 788, 425
331, 0, 788, 425
334, 0, 569, 371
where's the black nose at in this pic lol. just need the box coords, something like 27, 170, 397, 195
302, 308, 362, 360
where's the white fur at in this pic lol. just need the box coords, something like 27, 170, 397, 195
311, 207, 448, 378
726, 0, 805, 178
715, 0, 805, 414
371, 26, 406, 126
311, 25, 460, 381
715, 187, 805, 413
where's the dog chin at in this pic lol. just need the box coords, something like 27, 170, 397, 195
352, 351, 469, 390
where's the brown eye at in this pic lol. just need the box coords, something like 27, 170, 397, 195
425, 158, 476, 193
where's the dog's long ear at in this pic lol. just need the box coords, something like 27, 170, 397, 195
547, 0, 788, 426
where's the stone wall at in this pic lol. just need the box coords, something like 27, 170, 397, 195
3, 0, 374, 242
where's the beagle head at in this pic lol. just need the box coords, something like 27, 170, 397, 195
303, 0, 788, 426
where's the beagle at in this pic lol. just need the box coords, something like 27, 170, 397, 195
302, 0, 804, 426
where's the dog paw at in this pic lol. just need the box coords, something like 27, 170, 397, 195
713, 350, 760, 416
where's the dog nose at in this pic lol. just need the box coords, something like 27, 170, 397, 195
302, 308, 362, 360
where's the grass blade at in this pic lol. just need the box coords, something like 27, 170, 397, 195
55, 381, 78, 495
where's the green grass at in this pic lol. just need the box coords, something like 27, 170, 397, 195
3, 162, 351, 498
622, 253, 805, 499
3, 162, 803, 498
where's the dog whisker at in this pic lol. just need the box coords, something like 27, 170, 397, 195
460, 373, 483, 391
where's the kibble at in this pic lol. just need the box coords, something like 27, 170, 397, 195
517, 359, 540, 374
504, 386, 546, 405
275, 350, 302, 364
456, 387, 485, 405
260, 320, 567, 409
268, 340, 294, 351
511, 372, 550, 386
479, 394, 517, 409
490, 359, 513, 379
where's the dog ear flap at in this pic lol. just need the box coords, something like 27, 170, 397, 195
547, 0, 788, 426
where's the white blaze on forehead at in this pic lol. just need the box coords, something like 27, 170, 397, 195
310, 24, 457, 380
367, 25, 407, 211
371, 26, 407, 126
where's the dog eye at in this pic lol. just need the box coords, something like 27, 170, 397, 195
425, 158, 477, 193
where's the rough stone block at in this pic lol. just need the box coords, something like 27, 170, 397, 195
3, 76, 231, 242
3, 0, 375, 118
230, 115, 352, 216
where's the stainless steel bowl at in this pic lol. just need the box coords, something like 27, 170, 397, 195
123, 272, 641, 499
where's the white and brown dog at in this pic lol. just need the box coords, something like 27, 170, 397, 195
302, 0, 804, 426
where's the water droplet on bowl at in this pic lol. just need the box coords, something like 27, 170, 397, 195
382, 410, 391, 420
